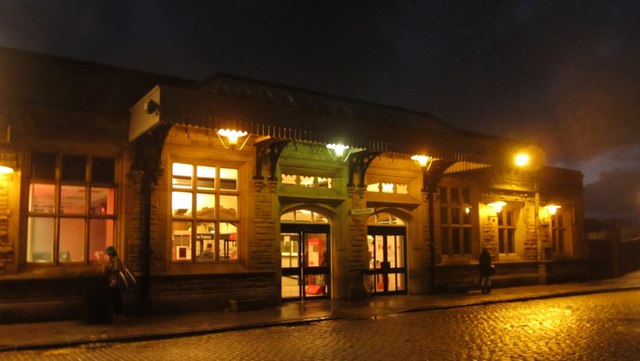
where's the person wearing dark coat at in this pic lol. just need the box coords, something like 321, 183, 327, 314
104, 246, 126, 320
478, 247, 493, 294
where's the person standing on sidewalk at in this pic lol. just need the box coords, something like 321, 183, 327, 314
104, 246, 126, 320
478, 247, 493, 294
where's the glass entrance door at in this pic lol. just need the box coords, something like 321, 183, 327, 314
366, 225, 407, 294
280, 224, 330, 300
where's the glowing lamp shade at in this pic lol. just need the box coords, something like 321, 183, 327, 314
326, 143, 349, 156
217, 129, 248, 145
544, 204, 561, 215
0, 162, 13, 174
0, 166, 13, 174
488, 201, 507, 213
411, 155, 432, 167
514, 153, 530, 167
216, 128, 250, 150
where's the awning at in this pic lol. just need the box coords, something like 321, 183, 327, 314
129, 85, 538, 167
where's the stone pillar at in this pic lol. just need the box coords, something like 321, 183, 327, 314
250, 178, 278, 271
345, 186, 369, 300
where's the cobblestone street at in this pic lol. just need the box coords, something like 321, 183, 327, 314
4, 290, 640, 360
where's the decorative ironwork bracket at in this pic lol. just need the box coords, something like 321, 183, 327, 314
348, 151, 381, 188
254, 138, 290, 181
422, 160, 456, 193
130, 121, 172, 314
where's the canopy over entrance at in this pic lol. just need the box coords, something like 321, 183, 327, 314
129, 74, 543, 169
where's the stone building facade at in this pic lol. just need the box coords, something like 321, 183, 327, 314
0, 48, 586, 322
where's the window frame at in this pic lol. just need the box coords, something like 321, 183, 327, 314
439, 186, 473, 256
25, 152, 117, 266
498, 208, 517, 255
170, 161, 241, 263
551, 208, 571, 256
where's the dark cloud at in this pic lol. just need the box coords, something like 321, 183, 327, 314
585, 168, 640, 222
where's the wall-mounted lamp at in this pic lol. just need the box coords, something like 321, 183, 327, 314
327, 143, 349, 156
464, 205, 472, 215
411, 154, 433, 170
217, 129, 250, 150
326, 143, 362, 161
544, 204, 561, 215
488, 201, 507, 213
0, 162, 14, 174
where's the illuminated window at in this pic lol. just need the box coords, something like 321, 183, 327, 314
367, 182, 380, 192
280, 209, 328, 223
171, 162, 239, 262
366, 212, 405, 226
366, 181, 408, 194
498, 208, 517, 255
299, 176, 314, 187
396, 184, 408, 194
440, 187, 472, 256
27, 152, 116, 264
280, 173, 332, 188
551, 210, 570, 255
281, 174, 297, 185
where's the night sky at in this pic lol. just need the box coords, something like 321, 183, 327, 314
1, 1, 639, 226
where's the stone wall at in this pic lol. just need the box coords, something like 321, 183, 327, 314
250, 179, 278, 271
346, 187, 369, 299
0, 176, 11, 275
148, 273, 278, 314
522, 197, 539, 260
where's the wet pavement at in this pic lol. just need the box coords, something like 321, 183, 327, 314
1, 271, 639, 352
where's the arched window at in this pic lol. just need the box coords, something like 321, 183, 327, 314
367, 212, 405, 226
280, 209, 329, 223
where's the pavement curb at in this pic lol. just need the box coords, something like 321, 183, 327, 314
398, 286, 640, 314
2, 285, 639, 353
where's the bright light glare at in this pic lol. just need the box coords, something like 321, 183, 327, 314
0, 165, 13, 174
327, 143, 349, 156
488, 201, 507, 213
411, 155, 432, 167
545, 204, 561, 215
217, 129, 248, 145
515, 153, 530, 167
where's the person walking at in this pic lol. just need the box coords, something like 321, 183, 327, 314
478, 247, 493, 294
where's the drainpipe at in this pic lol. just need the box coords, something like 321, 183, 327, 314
535, 190, 548, 285
138, 171, 154, 315
427, 182, 437, 292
